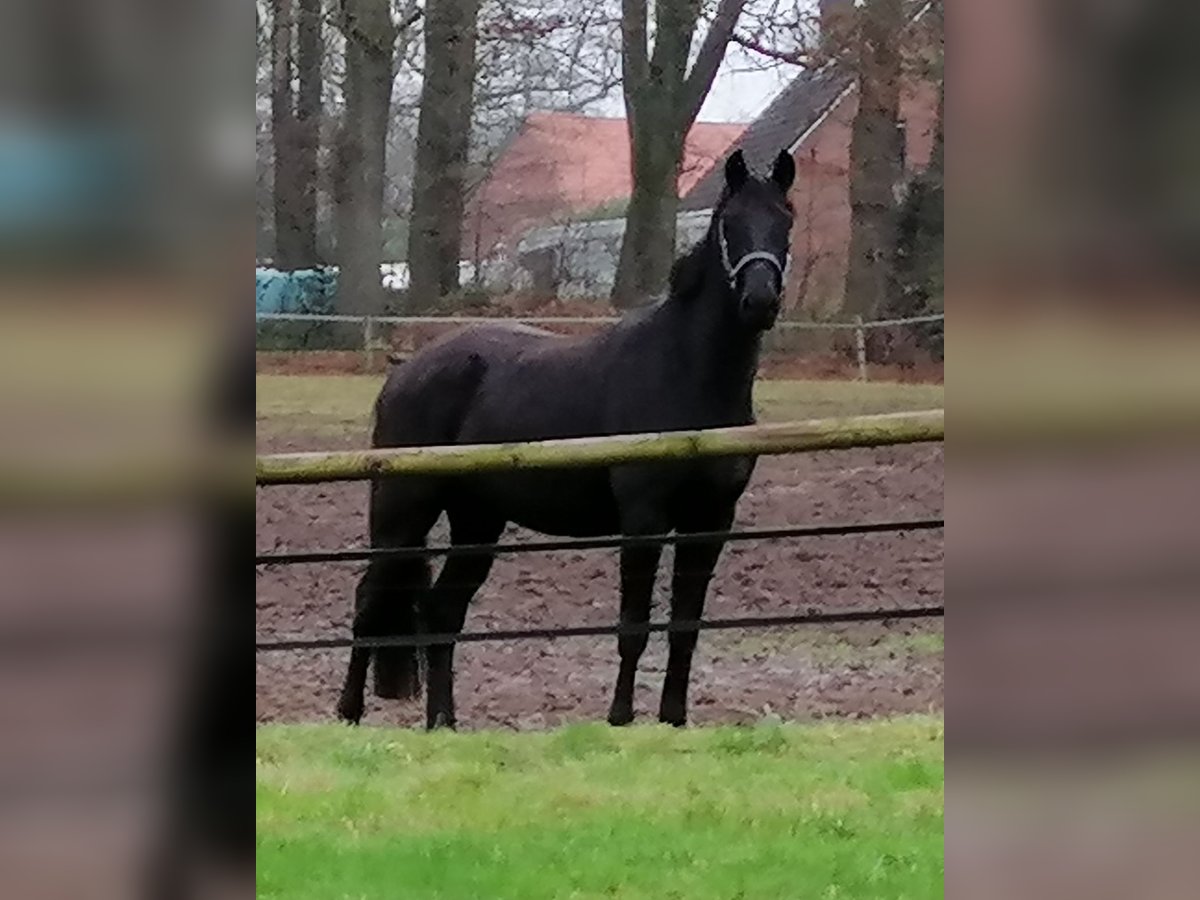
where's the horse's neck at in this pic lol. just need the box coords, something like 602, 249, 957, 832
665, 257, 762, 416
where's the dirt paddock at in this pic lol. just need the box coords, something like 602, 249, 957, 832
256, 439, 943, 730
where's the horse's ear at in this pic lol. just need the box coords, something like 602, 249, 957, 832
725, 149, 749, 192
771, 150, 795, 192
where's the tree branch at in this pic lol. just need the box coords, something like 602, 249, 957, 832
729, 30, 812, 67
681, 0, 748, 127
397, 5, 424, 32
337, 0, 420, 51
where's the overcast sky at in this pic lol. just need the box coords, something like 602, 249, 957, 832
586, 0, 821, 123
591, 50, 797, 123
696, 46, 799, 123
589, 29, 805, 124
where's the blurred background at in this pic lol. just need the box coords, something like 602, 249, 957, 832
251, 0, 944, 376
0, 0, 1198, 897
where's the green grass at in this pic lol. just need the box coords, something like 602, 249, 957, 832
257, 717, 944, 899
256, 374, 944, 441
256, 374, 382, 439
753, 379, 943, 424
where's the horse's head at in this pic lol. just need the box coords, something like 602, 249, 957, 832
716, 148, 795, 331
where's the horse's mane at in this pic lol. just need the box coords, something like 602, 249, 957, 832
667, 239, 708, 301
668, 198, 725, 302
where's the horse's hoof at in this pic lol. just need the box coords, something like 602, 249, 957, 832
658, 704, 687, 728
607, 707, 634, 727
336, 695, 364, 725
426, 713, 457, 731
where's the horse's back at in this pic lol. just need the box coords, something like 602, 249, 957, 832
373, 322, 561, 448
372, 322, 625, 535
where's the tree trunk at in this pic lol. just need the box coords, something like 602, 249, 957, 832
294, 0, 321, 265
611, 0, 746, 309
271, 0, 303, 270
843, 0, 904, 353
929, 78, 944, 181
334, 0, 397, 316
889, 78, 943, 363
407, 0, 481, 307
611, 119, 683, 307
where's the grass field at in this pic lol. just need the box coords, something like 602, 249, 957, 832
256, 374, 944, 440
257, 716, 944, 899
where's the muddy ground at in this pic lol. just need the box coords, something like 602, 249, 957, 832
256, 440, 943, 730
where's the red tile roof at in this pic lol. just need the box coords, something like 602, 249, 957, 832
464, 112, 744, 257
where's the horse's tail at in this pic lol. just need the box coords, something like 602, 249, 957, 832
354, 551, 429, 701
352, 338, 486, 704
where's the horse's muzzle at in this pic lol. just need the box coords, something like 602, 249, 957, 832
739, 279, 781, 332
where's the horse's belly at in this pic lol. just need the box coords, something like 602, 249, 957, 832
461, 470, 620, 538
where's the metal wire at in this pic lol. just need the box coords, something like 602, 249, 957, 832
255, 605, 944, 652
255, 518, 944, 566
254, 311, 944, 330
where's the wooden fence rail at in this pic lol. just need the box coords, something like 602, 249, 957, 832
256, 410, 945, 486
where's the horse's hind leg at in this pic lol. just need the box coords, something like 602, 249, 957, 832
336, 574, 376, 724
421, 513, 503, 730
336, 480, 440, 724
337, 552, 432, 723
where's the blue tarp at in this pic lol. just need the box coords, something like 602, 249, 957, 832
0, 129, 139, 237
255, 267, 337, 316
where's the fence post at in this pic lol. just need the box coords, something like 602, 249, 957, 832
854, 315, 868, 382
362, 316, 374, 373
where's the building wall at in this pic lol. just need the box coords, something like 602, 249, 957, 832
511, 211, 713, 299
473, 81, 939, 307
785, 76, 940, 318
463, 114, 742, 266
462, 122, 579, 265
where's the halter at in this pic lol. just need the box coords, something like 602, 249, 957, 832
718, 217, 785, 290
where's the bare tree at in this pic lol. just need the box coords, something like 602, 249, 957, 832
843, 0, 905, 333
334, 1, 421, 316
295, 0, 322, 264
611, 0, 747, 308
462, 3, 623, 275
270, 0, 322, 269
471, 2, 622, 138
271, 0, 302, 269
888, 2, 943, 361
257, 2, 274, 256
408, 0, 483, 304
730, 0, 941, 338
893, 76, 942, 312
728, 0, 831, 67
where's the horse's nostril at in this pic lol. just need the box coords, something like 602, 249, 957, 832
740, 291, 780, 328
743, 288, 778, 309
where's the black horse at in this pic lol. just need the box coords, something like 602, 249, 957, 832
338, 148, 796, 729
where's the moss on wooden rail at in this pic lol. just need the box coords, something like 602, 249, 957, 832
255, 410, 945, 485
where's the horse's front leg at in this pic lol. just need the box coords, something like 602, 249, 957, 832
659, 507, 735, 727
607, 538, 663, 726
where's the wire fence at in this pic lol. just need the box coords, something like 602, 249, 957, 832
256, 607, 945, 654
255, 413, 945, 665
256, 517, 944, 565
253, 311, 946, 329
257, 519, 944, 652
254, 311, 945, 381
